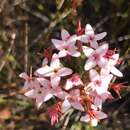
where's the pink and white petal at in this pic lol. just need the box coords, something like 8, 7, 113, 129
110, 66, 123, 77
43, 92, 53, 102
51, 39, 64, 50
58, 50, 67, 58
98, 57, 108, 68
80, 115, 90, 122
89, 69, 100, 81
79, 35, 88, 43
95, 32, 107, 41
84, 58, 96, 71
50, 54, 60, 69
36, 100, 43, 109
96, 44, 108, 56
61, 29, 70, 40
36, 78, 50, 88
51, 76, 61, 88
65, 79, 73, 90
67, 35, 78, 45
19, 72, 28, 80
90, 118, 98, 126
100, 68, 110, 76
36, 65, 54, 77
68, 47, 80, 57
24, 89, 36, 98
61, 99, 71, 113
96, 86, 108, 95
94, 97, 103, 108
58, 67, 73, 77
96, 111, 108, 120
70, 101, 84, 111
90, 41, 98, 49
102, 74, 113, 85
53, 88, 68, 100
82, 46, 94, 57
109, 54, 119, 65
69, 89, 80, 97
85, 24, 94, 35
42, 58, 48, 66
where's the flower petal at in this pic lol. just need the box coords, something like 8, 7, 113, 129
90, 41, 98, 49
61, 99, 71, 113
82, 46, 94, 57
110, 66, 123, 77
95, 32, 107, 41
51, 39, 64, 50
96, 111, 108, 120
36, 65, 54, 77
58, 67, 73, 77
80, 115, 90, 122
68, 46, 80, 57
85, 24, 94, 35
36, 78, 50, 88
96, 44, 108, 56
19, 72, 28, 80
65, 79, 73, 90
89, 69, 100, 81
58, 50, 67, 58
24, 89, 36, 98
50, 54, 60, 69
51, 76, 61, 88
70, 100, 84, 111
84, 58, 96, 71
61, 29, 70, 40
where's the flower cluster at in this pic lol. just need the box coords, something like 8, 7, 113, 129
19, 22, 123, 126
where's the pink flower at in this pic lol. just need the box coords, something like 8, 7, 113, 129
87, 69, 113, 95
61, 89, 84, 113
25, 78, 68, 108
65, 73, 83, 90
82, 44, 108, 70
79, 24, 107, 48
80, 110, 107, 126
25, 78, 53, 108
51, 29, 80, 57
36, 54, 73, 88
90, 91, 113, 109
19, 72, 34, 89
101, 54, 123, 77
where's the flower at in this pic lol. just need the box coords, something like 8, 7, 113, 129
61, 89, 84, 113
79, 24, 107, 48
25, 77, 68, 108
65, 73, 83, 90
19, 72, 34, 89
82, 44, 108, 70
51, 29, 80, 57
80, 110, 107, 126
36, 53, 73, 88
24, 78, 53, 108
87, 69, 113, 95
101, 54, 123, 77
90, 91, 113, 109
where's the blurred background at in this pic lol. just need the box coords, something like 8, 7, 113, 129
0, 0, 130, 130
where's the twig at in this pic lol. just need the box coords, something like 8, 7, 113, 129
62, 109, 74, 130
24, 22, 28, 72
0, 33, 16, 72
32, 9, 72, 44
57, 0, 65, 10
